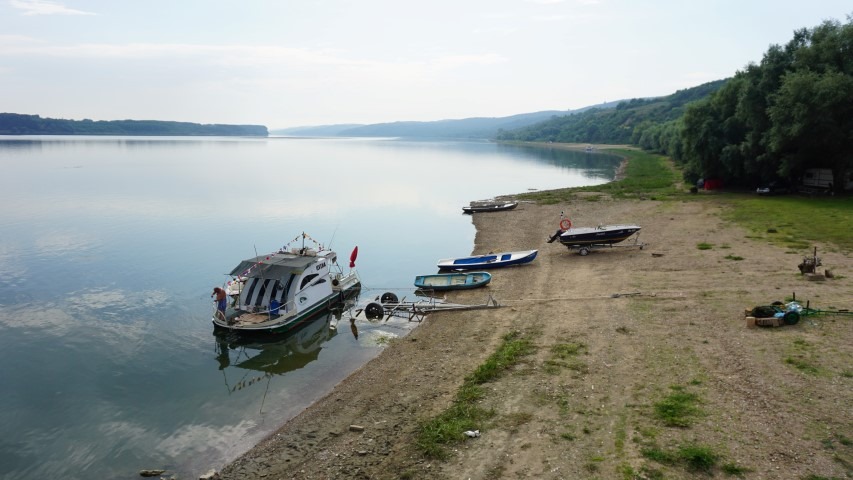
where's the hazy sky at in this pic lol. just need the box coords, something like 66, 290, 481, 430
1, 1, 849, 129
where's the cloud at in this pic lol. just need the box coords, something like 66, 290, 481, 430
10, 0, 96, 16
0, 38, 506, 71
156, 419, 258, 457
532, 14, 567, 21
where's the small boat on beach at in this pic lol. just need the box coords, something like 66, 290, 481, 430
462, 201, 518, 214
212, 233, 361, 335
547, 218, 643, 255
551, 224, 642, 247
437, 250, 537, 271
414, 271, 492, 291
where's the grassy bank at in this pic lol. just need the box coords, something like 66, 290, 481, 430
415, 330, 535, 460
518, 149, 681, 203
520, 147, 853, 253
721, 194, 853, 253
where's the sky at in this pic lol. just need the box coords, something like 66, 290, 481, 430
0, 1, 850, 129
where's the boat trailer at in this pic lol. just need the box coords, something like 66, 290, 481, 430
564, 234, 646, 256
356, 292, 502, 322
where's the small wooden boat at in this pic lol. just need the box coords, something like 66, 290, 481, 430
437, 250, 537, 271
462, 201, 518, 214
414, 271, 491, 291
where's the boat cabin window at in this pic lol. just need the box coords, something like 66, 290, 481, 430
300, 273, 319, 289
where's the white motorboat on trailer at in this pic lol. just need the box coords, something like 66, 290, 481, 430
212, 233, 361, 335
547, 215, 644, 255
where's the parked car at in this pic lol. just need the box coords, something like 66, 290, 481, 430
756, 180, 790, 195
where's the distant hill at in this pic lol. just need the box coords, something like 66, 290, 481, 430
0, 113, 268, 136
496, 80, 728, 144
271, 124, 365, 136
271, 102, 622, 139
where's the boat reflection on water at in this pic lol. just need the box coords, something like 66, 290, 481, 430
212, 290, 425, 401
213, 294, 361, 394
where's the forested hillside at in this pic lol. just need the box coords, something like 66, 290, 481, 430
495, 80, 726, 144
273, 102, 622, 139
499, 15, 852, 193
671, 17, 853, 192
0, 113, 268, 136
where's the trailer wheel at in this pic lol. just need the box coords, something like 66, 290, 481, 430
364, 302, 384, 319
783, 311, 800, 325
579, 247, 590, 256
380, 292, 399, 304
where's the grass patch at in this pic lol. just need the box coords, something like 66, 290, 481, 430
785, 338, 822, 375
641, 446, 675, 464
416, 330, 535, 459
466, 331, 534, 384
678, 444, 719, 472
615, 412, 627, 453
544, 341, 589, 375
642, 443, 722, 474
697, 242, 714, 250
518, 149, 680, 204
722, 194, 853, 252
721, 462, 753, 476
784, 356, 820, 375
551, 341, 587, 358
724, 254, 744, 260
653, 386, 703, 427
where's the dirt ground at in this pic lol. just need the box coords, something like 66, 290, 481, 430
218, 191, 852, 479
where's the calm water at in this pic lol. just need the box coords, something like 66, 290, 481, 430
0, 136, 619, 479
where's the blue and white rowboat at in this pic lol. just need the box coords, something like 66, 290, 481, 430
437, 250, 537, 271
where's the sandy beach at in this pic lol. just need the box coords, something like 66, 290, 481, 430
218, 187, 852, 479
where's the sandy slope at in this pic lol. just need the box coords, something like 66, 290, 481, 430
219, 193, 852, 480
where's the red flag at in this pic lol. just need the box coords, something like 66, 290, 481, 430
349, 246, 358, 268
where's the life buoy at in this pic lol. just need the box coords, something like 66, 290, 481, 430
560, 218, 572, 230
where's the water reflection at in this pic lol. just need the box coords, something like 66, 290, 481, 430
215, 309, 341, 379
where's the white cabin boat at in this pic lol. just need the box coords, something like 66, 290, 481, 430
212, 237, 360, 335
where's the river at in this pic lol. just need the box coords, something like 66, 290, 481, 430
0, 136, 620, 479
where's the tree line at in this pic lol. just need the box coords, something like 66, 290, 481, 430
499, 15, 852, 194
0, 113, 268, 137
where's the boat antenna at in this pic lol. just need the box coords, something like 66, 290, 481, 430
328, 224, 339, 250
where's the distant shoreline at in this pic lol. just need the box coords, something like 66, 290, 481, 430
0, 113, 268, 137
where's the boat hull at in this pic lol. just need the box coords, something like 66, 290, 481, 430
462, 202, 518, 214
213, 276, 361, 336
437, 250, 537, 271
414, 271, 491, 291
557, 225, 641, 246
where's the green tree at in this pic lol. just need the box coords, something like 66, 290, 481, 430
768, 69, 853, 193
